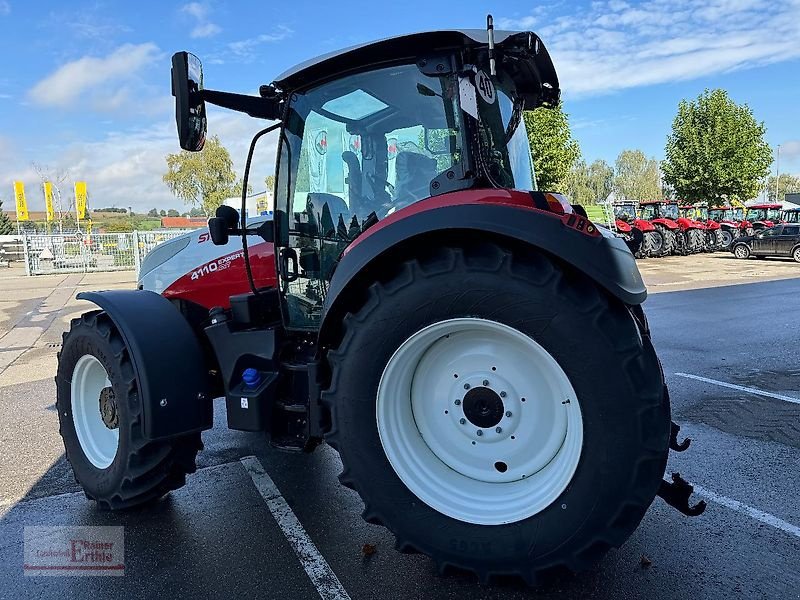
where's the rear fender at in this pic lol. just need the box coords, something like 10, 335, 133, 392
76, 290, 213, 440
318, 200, 647, 349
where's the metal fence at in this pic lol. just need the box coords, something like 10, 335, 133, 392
22, 230, 191, 276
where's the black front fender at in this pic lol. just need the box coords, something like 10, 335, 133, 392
319, 203, 646, 348
77, 290, 213, 440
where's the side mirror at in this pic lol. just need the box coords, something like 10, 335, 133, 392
208, 217, 229, 245
171, 51, 207, 151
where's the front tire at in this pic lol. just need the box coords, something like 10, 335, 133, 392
56, 311, 202, 509
733, 244, 751, 260
323, 243, 670, 582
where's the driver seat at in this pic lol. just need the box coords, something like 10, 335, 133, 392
394, 151, 438, 207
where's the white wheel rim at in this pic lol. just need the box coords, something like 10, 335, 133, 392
735, 245, 748, 258
71, 354, 119, 469
376, 318, 583, 525
650, 233, 663, 251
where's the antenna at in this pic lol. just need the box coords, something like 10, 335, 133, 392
487, 14, 496, 76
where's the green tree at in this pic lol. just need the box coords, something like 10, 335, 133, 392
147, 208, 159, 217
614, 149, 662, 201
0, 198, 13, 235
663, 89, 772, 206
159, 209, 167, 217
188, 207, 205, 217
167, 209, 180, 217
766, 173, 800, 202
523, 103, 580, 190
563, 160, 593, 205
163, 135, 243, 217
587, 159, 614, 203
264, 175, 276, 192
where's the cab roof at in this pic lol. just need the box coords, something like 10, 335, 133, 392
272, 29, 559, 108
747, 204, 782, 209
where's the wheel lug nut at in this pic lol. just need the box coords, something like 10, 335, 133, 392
500, 391, 507, 398
495, 427, 502, 433
476, 430, 483, 436
505, 411, 512, 417
454, 399, 461, 405
459, 418, 466, 425
464, 383, 470, 390
482, 379, 489, 386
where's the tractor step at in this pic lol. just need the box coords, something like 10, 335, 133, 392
657, 472, 706, 516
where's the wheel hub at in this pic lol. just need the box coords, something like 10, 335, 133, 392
377, 318, 583, 525
99, 387, 119, 430
462, 386, 504, 428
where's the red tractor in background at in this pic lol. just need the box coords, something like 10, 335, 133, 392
744, 204, 783, 231
613, 202, 664, 258
707, 206, 742, 248
639, 200, 704, 255
730, 206, 755, 237
679, 204, 721, 252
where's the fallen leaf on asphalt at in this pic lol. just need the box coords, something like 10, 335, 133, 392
640, 555, 653, 568
362, 543, 377, 556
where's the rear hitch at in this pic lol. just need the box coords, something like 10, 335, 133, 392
669, 421, 691, 452
657, 472, 707, 516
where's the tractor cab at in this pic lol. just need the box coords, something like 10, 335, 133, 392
782, 207, 800, 223
172, 29, 565, 330
745, 204, 783, 230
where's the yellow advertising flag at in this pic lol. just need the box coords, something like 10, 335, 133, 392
43, 181, 55, 221
13, 181, 29, 221
74, 181, 88, 220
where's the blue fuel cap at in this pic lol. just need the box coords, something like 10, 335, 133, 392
242, 368, 261, 387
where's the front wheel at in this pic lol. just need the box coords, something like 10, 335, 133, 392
323, 243, 670, 583
56, 311, 202, 509
793, 247, 800, 263
733, 244, 751, 260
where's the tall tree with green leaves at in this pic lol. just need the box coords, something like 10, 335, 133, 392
563, 160, 593, 205
524, 103, 580, 190
587, 159, 614, 202
766, 173, 800, 202
163, 135, 243, 217
614, 150, 662, 201
0, 197, 13, 235
662, 89, 772, 206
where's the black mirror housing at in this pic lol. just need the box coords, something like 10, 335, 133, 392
215, 204, 240, 228
171, 51, 207, 151
208, 217, 229, 245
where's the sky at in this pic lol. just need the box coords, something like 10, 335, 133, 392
0, 0, 799, 213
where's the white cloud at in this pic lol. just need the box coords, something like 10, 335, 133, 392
498, 0, 800, 98
28, 43, 160, 109
227, 26, 293, 59
181, 2, 221, 38
0, 110, 279, 213
0, 1, 9, 16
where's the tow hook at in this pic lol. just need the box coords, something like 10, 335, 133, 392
669, 421, 691, 452
657, 473, 707, 516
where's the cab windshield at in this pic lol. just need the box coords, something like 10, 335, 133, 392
767, 208, 782, 220
709, 208, 730, 221
747, 208, 768, 221
614, 204, 636, 220
277, 63, 467, 231
732, 208, 745, 221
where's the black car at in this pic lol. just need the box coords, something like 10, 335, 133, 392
731, 224, 800, 262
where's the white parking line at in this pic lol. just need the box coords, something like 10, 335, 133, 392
240, 456, 351, 600
694, 485, 800, 539
674, 372, 800, 405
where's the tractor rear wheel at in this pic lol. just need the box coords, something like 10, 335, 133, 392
654, 224, 675, 256
56, 311, 202, 509
323, 243, 670, 583
719, 229, 733, 248
685, 229, 703, 253
642, 230, 663, 257
704, 231, 718, 252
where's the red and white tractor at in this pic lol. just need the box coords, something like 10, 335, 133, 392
613, 201, 665, 258
54, 23, 703, 584
744, 203, 783, 231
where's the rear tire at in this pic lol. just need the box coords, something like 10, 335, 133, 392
654, 224, 675, 256
56, 311, 202, 509
646, 230, 664, 257
323, 243, 670, 583
719, 229, 733, 248
685, 229, 703, 254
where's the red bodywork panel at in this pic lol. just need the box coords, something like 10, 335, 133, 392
650, 218, 679, 231
345, 189, 599, 256
615, 219, 632, 233
163, 241, 277, 309
676, 217, 704, 231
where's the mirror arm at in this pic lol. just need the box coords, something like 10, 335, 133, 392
200, 89, 281, 119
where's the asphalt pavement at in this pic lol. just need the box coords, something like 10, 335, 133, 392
1, 273, 799, 599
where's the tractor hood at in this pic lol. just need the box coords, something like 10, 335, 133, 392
272, 29, 560, 108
